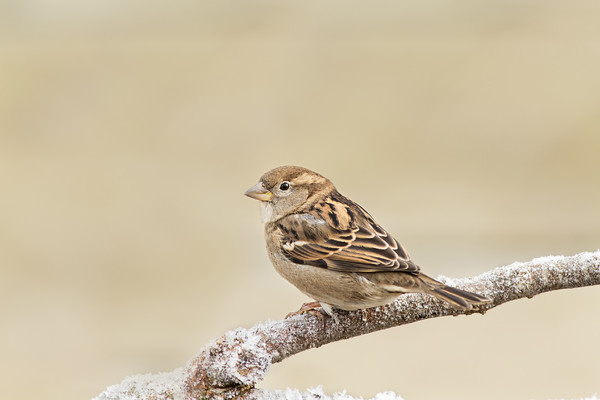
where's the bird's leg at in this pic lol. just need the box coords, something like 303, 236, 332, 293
285, 301, 325, 320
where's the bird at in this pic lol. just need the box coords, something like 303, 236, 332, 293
245, 165, 491, 317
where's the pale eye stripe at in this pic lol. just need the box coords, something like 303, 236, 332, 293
294, 172, 326, 185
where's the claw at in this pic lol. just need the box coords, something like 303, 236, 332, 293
285, 301, 325, 321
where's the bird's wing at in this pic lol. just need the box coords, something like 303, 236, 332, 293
277, 196, 420, 273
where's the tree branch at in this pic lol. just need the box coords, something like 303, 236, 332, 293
95, 251, 600, 400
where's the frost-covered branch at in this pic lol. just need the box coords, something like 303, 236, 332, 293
95, 251, 600, 400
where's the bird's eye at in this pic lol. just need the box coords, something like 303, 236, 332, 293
279, 181, 290, 191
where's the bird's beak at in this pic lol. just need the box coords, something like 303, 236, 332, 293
244, 182, 273, 202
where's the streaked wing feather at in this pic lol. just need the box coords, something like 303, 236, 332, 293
279, 195, 420, 273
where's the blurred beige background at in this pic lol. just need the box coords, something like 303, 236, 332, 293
1, 1, 599, 400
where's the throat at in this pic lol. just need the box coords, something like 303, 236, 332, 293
260, 202, 276, 223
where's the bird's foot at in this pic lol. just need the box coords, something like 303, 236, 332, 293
285, 301, 325, 320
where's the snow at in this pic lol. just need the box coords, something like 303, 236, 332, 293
200, 325, 275, 388
259, 386, 403, 400
93, 368, 186, 400
437, 251, 600, 301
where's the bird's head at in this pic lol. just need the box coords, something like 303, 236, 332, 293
245, 166, 335, 223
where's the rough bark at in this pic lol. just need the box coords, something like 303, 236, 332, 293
94, 251, 600, 400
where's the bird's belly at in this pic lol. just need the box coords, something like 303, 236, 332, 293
269, 252, 399, 311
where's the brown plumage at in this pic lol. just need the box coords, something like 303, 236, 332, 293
245, 166, 490, 315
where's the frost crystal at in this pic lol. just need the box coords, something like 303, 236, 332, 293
261, 386, 403, 400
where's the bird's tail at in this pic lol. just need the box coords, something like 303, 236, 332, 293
418, 273, 491, 311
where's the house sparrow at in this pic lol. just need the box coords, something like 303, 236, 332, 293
245, 165, 491, 316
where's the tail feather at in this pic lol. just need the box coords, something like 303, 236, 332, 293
419, 274, 491, 311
